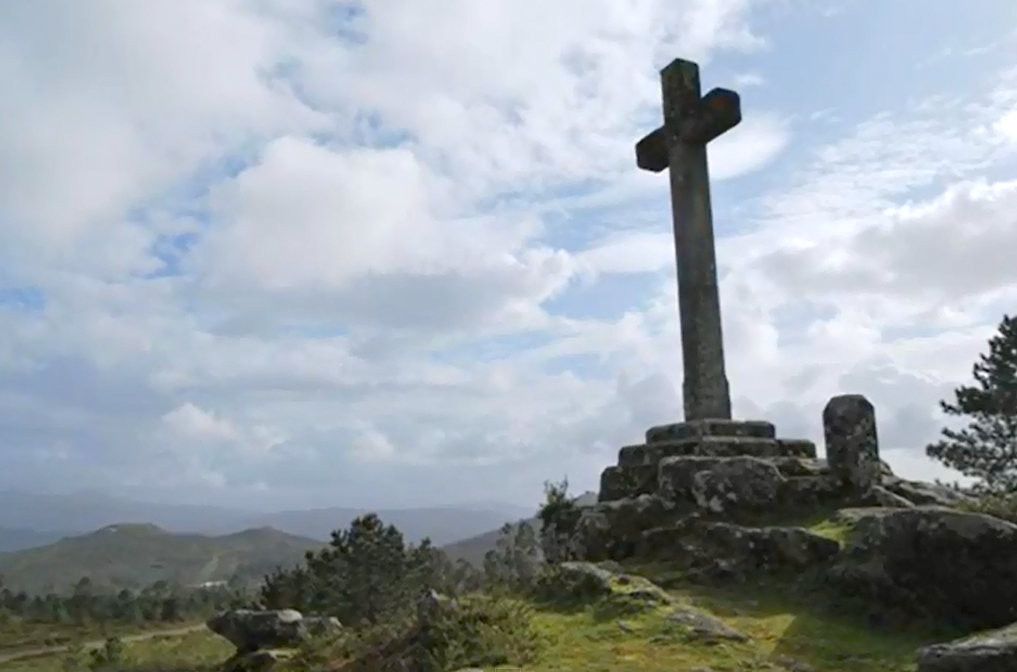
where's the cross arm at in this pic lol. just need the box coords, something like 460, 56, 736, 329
681, 88, 741, 144
635, 87, 742, 172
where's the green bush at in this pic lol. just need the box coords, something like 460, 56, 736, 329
88, 637, 125, 671
959, 493, 1017, 524
418, 595, 541, 671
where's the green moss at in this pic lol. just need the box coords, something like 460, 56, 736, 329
807, 518, 855, 546
505, 563, 951, 672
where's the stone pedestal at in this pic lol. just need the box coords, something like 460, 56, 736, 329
823, 394, 880, 492
597, 419, 818, 504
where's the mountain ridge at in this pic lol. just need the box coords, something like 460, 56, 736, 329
0, 524, 323, 594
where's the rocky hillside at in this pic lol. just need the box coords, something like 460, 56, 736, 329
0, 524, 323, 594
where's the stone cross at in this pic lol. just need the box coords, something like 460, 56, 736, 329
636, 58, 741, 422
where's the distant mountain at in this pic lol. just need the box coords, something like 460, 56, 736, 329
0, 491, 533, 547
0, 491, 251, 536
246, 506, 534, 546
441, 491, 598, 566
0, 524, 323, 594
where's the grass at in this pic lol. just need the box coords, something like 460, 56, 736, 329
0, 626, 223, 672
0, 621, 202, 653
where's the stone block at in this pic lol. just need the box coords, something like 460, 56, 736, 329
620, 436, 796, 468
658, 456, 786, 513
823, 394, 880, 491
646, 419, 775, 444
570, 494, 676, 561
599, 464, 658, 502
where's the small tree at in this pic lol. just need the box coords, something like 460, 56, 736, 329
927, 314, 1017, 494
537, 479, 581, 564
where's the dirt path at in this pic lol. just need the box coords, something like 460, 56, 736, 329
0, 624, 208, 665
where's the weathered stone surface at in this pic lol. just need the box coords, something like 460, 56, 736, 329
823, 394, 880, 491
551, 561, 615, 596
883, 477, 974, 507
659, 456, 786, 513
777, 439, 818, 459
639, 520, 840, 577
208, 609, 308, 653
780, 475, 844, 503
831, 506, 909, 525
637, 60, 740, 421
599, 464, 658, 502
646, 419, 775, 443
620, 436, 790, 467
828, 507, 1017, 628
571, 494, 676, 561
770, 457, 829, 478
540, 562, 671, 608
665, 606, 748, 642
858, 485, 916, 509
917, 622, 1017, 672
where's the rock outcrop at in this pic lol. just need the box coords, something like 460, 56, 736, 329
828, 507, 1017, 629
640, 519, 840, 579
208, 609, 341, 654
917, 622, 1017, 672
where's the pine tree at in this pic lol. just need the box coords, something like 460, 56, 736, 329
537, 478, 581, 563
927, 314, 1017, 493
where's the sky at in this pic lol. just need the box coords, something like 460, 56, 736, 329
1, 0, 1016, 512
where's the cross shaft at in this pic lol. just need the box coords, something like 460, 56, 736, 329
635, 58, 740, 422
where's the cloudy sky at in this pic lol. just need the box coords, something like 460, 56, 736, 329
1, 1, 1016, 512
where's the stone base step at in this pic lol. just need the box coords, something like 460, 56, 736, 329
646, 419, 775, 444
619, 436, 816, 467
599, 465, 658, 502
600, 455, 839, 510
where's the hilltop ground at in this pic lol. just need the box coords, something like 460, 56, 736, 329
0, 532, 956, 672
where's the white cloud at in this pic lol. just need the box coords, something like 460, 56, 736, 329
1, 1, 1013, 509
996, 109, 1017, 142
734, 72, 766, 87
162, 403, 241, 443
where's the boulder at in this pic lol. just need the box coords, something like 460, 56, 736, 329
207, 609, 309, 653
665, 606, 748, 642
917, 622, 1017, 671
823, 394, 880, 491
552, 561, 615, 597
540, 562, 671, 607
658, 456, 785, 514
827, 507, 1017, 628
